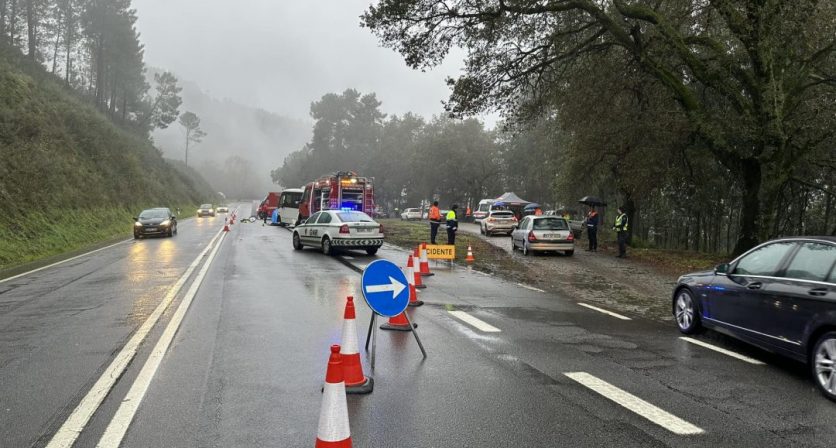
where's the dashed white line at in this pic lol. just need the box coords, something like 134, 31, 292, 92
516, 283, 545, 293
565, 372, 704, 435
679, 337, 765, 365
45, 229, 224, 448
448, 310, 501, 332
0, 239, 131, 284
97, 231, 227, 447
577, 302, 632, 320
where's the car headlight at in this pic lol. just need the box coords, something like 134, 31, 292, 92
161, 220, 170, 227
135, 222, 143, 227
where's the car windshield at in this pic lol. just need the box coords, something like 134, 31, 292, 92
200, 204, 212, 208
139, 209, 169, 219
337, 212, 373, 222
533, 218, 568, 230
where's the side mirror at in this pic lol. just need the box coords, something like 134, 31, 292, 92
714, 263, 729, 275
299, 219, 307, 225
133, 217, 138, 221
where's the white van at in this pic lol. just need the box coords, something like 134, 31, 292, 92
277, 188, 304, 226
473, 199, 495, 223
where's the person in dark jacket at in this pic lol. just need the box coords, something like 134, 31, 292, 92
446, 204, 459, 244
585, 207, 599, 252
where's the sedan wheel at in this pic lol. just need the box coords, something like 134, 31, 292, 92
813, 332, 836, 401
292, 233, 303, 250
674, 289, 701, 334
322, 237, 333, 256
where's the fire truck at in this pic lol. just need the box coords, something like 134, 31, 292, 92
297, 171, 375, 224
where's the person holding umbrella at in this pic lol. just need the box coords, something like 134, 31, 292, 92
584, 207, 600, 252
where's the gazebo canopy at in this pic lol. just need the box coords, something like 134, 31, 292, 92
494, 192, 532, 206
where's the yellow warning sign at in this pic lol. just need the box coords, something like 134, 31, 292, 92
425, 244, 456, 260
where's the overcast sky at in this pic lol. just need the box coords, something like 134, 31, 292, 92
133, 0, 483, 124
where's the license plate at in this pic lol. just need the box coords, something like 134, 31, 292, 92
356, 228, 373, 233
542, 234, 558, 239
146, 227, 157, 232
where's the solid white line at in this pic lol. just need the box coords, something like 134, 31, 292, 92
516, 283, 545, 293
679, 337, 765, 365
97, 231, 227, 448
45, 229, 223, 448
577, 302, 632, 320
0, 239, 131, 284
448, 310, 501, 332
565, 372, 704, 435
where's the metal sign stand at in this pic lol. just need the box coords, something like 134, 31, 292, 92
364, 312, 427, 371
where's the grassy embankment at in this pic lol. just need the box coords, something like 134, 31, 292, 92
0, 43, 215, 273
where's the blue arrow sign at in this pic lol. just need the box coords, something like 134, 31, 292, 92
361, 259, 410, 317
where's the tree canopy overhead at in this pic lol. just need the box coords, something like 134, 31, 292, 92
363, 0, 836, 253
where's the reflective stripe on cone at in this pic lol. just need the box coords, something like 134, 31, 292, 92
316, 345, 352, 447
419, 243, 433, 276
405, 257, 424, 307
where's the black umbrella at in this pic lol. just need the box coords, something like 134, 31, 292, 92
578, 196, 607, 206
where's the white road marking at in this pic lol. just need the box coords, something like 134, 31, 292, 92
0, 239, 130, 284
577, 302, 632, 320
565, 372, 704, 436
45, 229, 224, 448
97, 230, 227, 448
448, 310, 501, 332
516, 283, 545, 293
679, 337, 765, 365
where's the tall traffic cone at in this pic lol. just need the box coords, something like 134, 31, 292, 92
465, 245, 475, 263
380, 311, 417, 331
405, 258, 424, 307
413, 245, 420, 258
316, 345, 352, 447
340, 297, 373, 394
223, 217, 230, 232
419, 243, 433, 276
408, 256, 426, 290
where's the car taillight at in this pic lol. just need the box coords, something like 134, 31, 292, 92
567, 233, 574, 241
339, 224, 350, 234
378, 224, 384, 234
513, 216, 518, 222
528, 231, 537, 242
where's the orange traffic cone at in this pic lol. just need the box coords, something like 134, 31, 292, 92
340, 297, 373, 394
419, 243, 433, 276
380, 311, 417, 331
413, 245, 420, 258
466, 245, 475, 263
405, 258, 424, 307
223, 217, 230, 232
316, 345, 352, 448
408, 256, 426, 290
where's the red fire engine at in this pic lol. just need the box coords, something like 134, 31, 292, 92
298, 171, 375, 222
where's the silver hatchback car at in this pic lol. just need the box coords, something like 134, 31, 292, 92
511, 216, 575, 256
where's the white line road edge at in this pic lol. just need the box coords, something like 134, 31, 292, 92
97, 230, 227, 447
679, 337, 765, 365
448, 310, 501, 332
0, 240, 131, 284
516, 283, 545, 293
577, 302, 632, 320
565, 372, 704, 436
45, 229, 224, 448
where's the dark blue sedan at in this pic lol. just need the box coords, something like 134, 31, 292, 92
673, 237, 836, 401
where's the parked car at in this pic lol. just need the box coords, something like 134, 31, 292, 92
216, 205, 229, 213
292, 210, 384, 256
400, 208, 422, 220
480, 210, 517, 236
197, 204, 215, 217
672, 237, 836, 401
511, 216, 574, 255
134, 207, 177, 239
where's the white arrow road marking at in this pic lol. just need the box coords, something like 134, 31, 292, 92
364, 276, 406, 299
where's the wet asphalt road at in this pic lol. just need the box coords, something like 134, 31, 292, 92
1, 207, 836, 447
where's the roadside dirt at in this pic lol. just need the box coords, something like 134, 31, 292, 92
458, 223, 682, 322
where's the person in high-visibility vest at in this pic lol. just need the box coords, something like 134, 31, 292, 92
614, 206, 629, 258
428, 201, 442, 244
446, 205, 459, 244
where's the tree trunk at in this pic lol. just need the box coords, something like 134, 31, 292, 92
50, 5, 62, 74
734, 160, 762, 256
63, 0, 72, 84
1, 0, 7, 43
623, 195, 636, 245
25, 0, 34, 59
10, 0, 17, 45
184, 130, 190, 167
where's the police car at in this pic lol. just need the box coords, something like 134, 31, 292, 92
292, 210, 384, 256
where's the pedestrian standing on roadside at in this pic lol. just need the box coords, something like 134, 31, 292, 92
614, 206, 629, 258
429, 201, 442, 244
446, 204, 459, 245
585, 207, 599, 252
